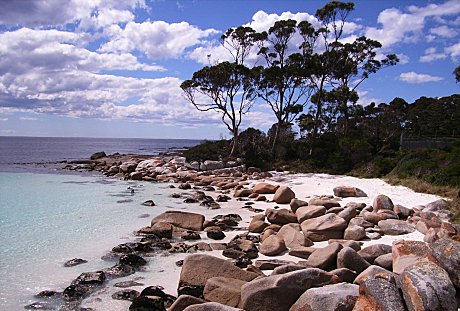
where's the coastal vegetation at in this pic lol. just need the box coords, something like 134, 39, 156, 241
181, 1, 460, 216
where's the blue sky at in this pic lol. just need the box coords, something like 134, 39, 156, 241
0, 0, 459, 139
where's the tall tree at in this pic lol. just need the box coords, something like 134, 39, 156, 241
454, 65, 460, 83
254, 19, 314, 153
180, 62, 256, 157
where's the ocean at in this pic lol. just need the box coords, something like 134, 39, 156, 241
0, 136, 201, 310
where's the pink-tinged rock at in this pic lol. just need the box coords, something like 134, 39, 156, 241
259, 235, 287, 256
429, 238, 460, 287
289, 198, 309, 213
306, 242, 343, 270
240, 268, 339, 311
151, 211, 205, 231
344, 225, 366, 241
378, 219, 415, 235
358, 244, 392, 264
234, 189, 253, 197
392, 240, 432, 274
333, 186, 367, 198
203, 277, 247, 308
296, 205, 327, 223
309, 197, 341, 209
373, 194, 394, 211
252, 183, 279, 194
400, 260, 457, 311
354, 265, 395, 285
336, 247, 371, 274
276, 224, 312, 248
273, 186, 295, 204
353, 278, 405, 311
169, 295, 205, 311
301, 214, 347, 242
265, 208, 297, 225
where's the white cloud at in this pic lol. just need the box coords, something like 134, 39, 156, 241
0, 0, 145, 28
419, 47, 447, 63
398, 72, 444, 84
365, 8, 424, 47
407, 0, 460, 17
396, 53, 410, 64
99, 21, 219, 59
356, 91, 380, 107
430, 25, 457, 38
0, 117, 8, 121
445, 42, 460, 60
19, 116, 38, 121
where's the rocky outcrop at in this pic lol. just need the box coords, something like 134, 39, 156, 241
273, 186, 295, 204
301, 214, 347, 242
333, 186, 367, 198
178, 254, 258, 297
151, 211, 205, 231
353, 278, 405, 311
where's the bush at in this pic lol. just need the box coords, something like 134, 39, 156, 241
182, 140, 230, 162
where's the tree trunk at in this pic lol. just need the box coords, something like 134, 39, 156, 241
271, 122, 281, 156
229, 128, 238, 157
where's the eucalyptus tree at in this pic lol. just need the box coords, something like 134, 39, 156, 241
254, 19, 315, 153
180, 62, 256, 157
455, 65, 460, 83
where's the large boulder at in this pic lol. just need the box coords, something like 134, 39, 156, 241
276, 224, 312, 248
358, 244, 392, 264
333, 186, 367, 198
336, 247, 371, 274
378, 219, 415, 235
203, 277, 247, 308
301, 214, 347, 242
259, 235, 287, 256
169, 295, 205, 311
240, 268, 339, 311
392, 240, 431, 274
344, 225, 366, 241
354, 265, 395, 285
400, 260, 457, 311
373, 194, 394, 211
306, 242, 343, 270
429, 238, 460, 287
289, 198, 309, 213
273, 186, 295, 204
265, 208, 297, 225
296, 205, 327, 223
252, 183, 279, 194
309, 197, 341, 209
353, 278, 405, 311
202, 160, 225, 171
151, 211, 205, 231
178, 254, 258, 297
248, 214, 268, 233
290, 282, 359, 311
90, 151, 106, 160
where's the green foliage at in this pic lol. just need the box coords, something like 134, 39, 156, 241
182, 140, 230, 162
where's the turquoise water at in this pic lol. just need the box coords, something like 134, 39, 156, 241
0, 172, 175, 310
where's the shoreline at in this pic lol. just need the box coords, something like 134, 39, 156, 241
12, 153, 460, 310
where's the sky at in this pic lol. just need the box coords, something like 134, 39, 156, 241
0, 0, 459, 139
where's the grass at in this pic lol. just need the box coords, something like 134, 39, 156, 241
385, 176, 460, 223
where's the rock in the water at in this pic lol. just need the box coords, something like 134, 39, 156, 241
129, 295, 166, 311
301, 213, 347, 242
289, 198, 309, 213
205, 227, 225, 240
90, 151, 106, 160
114, 281, 144, 288
353, 278, 405, 311
64, 258, 88, 267
24, 302, 54, 310
276, 223, 312, 248
265, 208, 297, 225
151, 211, 205, 231
429, 238, 460, 287
290, 282, 359, 311
306, 242, 343, 270
119, 254, 147, 268
103, 264, 136, 278
252, 182, 279, 194
400, 260, 457, 311
63, 284, 92, 301
240, 268, 339, 311
337, 246, 371, 274
203, 277, 247, 308
273, 186, 295, 204
178, 254, 258, 297
112, 289, 140, 301
392, 240, 431, 274
181, 231, 201, 241
259, 235, 287, 256
72, 271, 106, 285
296, 205, 327, 223
142, 200, 156, 206
378, 219, 415, 235
333, 186, 367, 198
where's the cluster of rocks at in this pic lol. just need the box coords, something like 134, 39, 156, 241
30, 162, 460, 311
63, 152, 269, 183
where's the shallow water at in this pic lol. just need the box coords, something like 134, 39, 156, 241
0, 172, 176, 310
